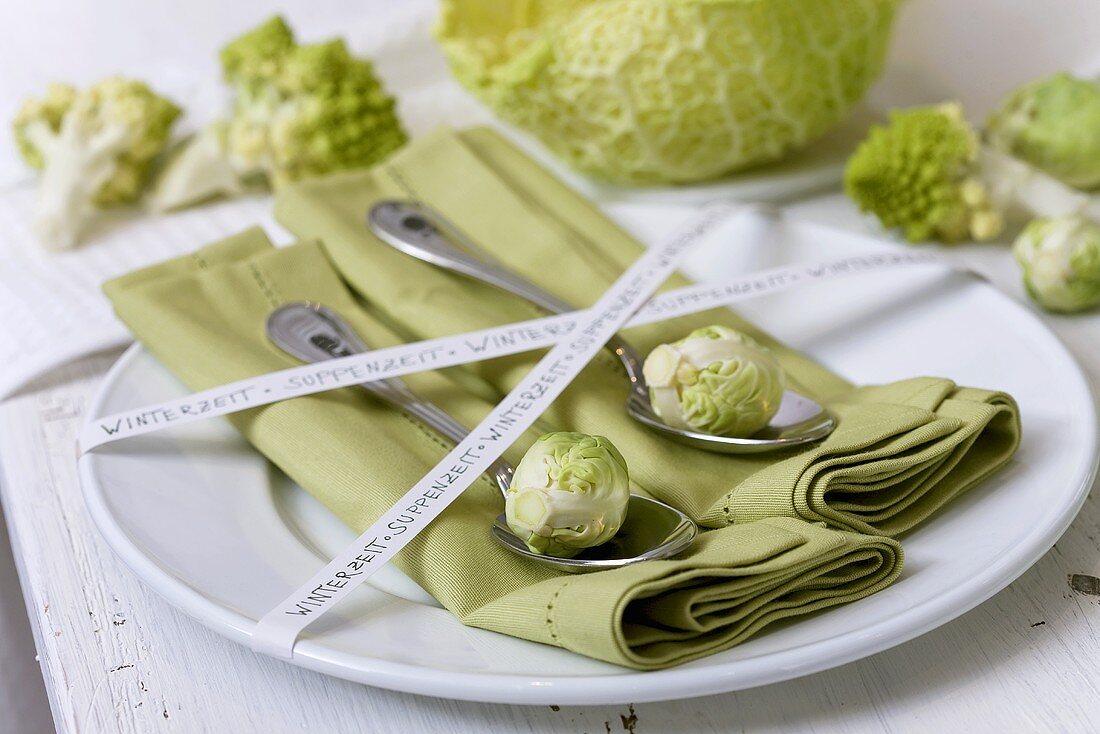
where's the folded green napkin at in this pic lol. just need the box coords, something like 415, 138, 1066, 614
104, 229, 902, 669
274, 127, 1022, 537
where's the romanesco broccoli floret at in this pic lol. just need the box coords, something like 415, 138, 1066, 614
151, 16, 406, 211
844, 103, 1096, 243
13, 77, 180, 249
219, 14, 295, 90
234, 38, 405, 185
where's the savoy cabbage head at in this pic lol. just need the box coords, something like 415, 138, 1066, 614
435, 0, 900, 184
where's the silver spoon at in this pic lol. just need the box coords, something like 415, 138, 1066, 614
265, 302, 698, 573
368, 200, 836, 453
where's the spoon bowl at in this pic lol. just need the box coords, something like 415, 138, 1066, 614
626, 391, 835, 454
368, 200, 836, 454
491, 495, 697, 573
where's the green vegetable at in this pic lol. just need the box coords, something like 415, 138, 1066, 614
150, 16, 406, 211
505, 431, 630, 558
643, 325, 784, 438
219, 14, 296, 91
435, 0, 899, 184
844, 102, 1097, 243
1013, 215, 1100, 313
987, 73, 1100, 191
13, 78, 180, 249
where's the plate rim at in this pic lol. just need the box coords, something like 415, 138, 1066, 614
78, 277, 1099, 706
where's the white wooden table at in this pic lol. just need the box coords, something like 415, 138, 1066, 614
2, 194, 1099, 733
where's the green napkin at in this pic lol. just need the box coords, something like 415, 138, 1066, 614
104, 229, 903, 669
274, 127, 1021, 536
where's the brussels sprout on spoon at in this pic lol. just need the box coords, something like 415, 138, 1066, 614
644, 326, 785, 439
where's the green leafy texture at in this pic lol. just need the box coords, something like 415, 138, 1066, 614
12, 77, 180, 248
844, 103, 1005, 243
987, 73, 1100, 191
505, 431, 630, 558
1014, 214, 1100, 313
435, 0, 899, 184
643, 325, 785, 438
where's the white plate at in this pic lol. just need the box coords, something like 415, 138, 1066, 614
78, 215, 1098, 705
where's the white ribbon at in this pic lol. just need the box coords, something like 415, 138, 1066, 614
78, 249, 947, 454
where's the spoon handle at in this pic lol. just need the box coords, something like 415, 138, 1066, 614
265, 302, 515, 496
368, 201, 650, 404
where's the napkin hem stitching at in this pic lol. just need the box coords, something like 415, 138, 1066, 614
545, 580, 572, 645
247, 262, 281, 309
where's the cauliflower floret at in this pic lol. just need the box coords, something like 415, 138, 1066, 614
12, 83, 77, 170
13, 78, 180, 249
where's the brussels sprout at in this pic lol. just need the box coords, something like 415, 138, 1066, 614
987, 73, 1100, 191
643, 326, 785, 437
1014, 215, 1100, 313
505, 432, 630, 558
